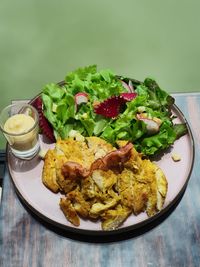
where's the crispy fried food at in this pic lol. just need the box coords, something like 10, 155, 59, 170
86, 136, 115, 159
91, 169, 117, 193
56, 155, 78, 193
56, 138, 94, 169
60, 197, 80, 226
42, 136, 168, 230
90, 142, 133, 172
140, 160, 168, 216
67, 189, 91, 218
89, 197, 120, 218
118, 168, 149, 214
42, 150, 59, 193
61, 161, 90, 180
101, 205, 132, 231
61, 142, 133, 179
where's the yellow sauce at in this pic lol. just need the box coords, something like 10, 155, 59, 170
4, 114, 38, 151
4, 114, 35, 134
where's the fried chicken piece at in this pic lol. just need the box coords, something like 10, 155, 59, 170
140, 160, 168, 216
81, 176, 99, 200
56, 155, 78, 193
118, 168, 148, 214
101, 205, 131, 231
81, 175, 111, 205
143, 160, 157, 217
61, 161, 90, 180
132, 183, 149, 215
118, 157, 167, 216
42, 149, 59, 193
156, 167, 168, 210
91, 169, 117, 193
60, 197, 80, 226
89, 197, 120, 219
67, 190, 91, 218
146, 163, 168, 215
86, 136, 115, 160
61, 142, 133, 180
55, 138, 92, 193
117, 140, 143, 173
90, 142, 133, 172
56, 138, 94, 169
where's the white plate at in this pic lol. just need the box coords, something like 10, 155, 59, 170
7, 104, 194, 236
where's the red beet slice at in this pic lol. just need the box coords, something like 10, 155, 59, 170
94, 96, 126, 118
94, 91, 137, 119
31, 96, 55, 142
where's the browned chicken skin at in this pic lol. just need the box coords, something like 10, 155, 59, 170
61, 142, 133, 179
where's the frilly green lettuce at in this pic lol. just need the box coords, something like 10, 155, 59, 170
41, 65, 187, 156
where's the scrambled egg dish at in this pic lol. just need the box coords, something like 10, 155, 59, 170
42, 136, 167, 230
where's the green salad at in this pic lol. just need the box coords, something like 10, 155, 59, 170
41, 65, 187, 156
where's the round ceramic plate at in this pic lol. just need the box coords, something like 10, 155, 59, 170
7, 104, 194, 236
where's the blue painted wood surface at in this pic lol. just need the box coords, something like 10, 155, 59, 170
0, 93, 200, 267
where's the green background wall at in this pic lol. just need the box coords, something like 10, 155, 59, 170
0, 0, 200, 148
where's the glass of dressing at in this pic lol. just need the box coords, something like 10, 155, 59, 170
0, 103, 40, 160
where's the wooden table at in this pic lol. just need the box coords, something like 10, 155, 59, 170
0, 93, 200, 267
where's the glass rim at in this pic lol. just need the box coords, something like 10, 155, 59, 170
0, 103, 39, 136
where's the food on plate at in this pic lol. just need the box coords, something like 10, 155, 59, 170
42, 149, 59, 193
32, 65, 187, 156
42, 136, 168, 230
171, 152, 181, 162
32, 97, 55, 142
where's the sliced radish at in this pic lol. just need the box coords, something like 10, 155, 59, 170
136, 114, 160, 134
74, 92, 89, 112
120, 93, 137, 101
120, 80, 133, 93
128, 80, 134, 92
75, 92, 88, 105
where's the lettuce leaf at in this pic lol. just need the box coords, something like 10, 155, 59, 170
41, 65, 188, 156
